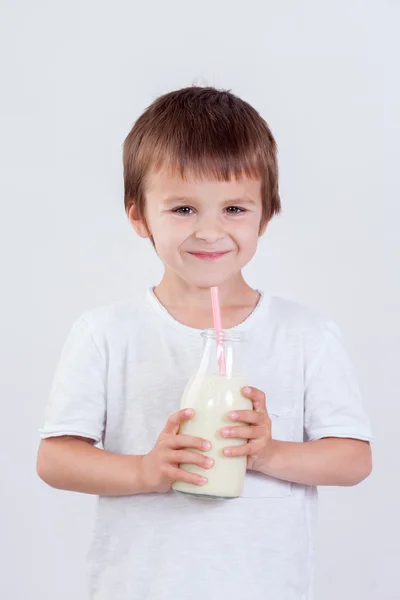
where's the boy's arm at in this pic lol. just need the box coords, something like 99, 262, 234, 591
37, 317, 148, 496
37, 409, 215, 496
252, 437, 372, 486
36, 436, 149, 496
222, 385, 373, 487
254, 319, 373, 487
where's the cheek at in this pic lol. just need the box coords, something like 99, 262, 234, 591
151, 220, 189, 253
233, 222, 260, 250
229, 225, 259, 268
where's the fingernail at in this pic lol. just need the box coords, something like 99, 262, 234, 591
199, 477, 208, 484
230, 412, 238, 420
223, 448, 232, 456
205, 457, 214, 467
242, 386, 251, 394
185, 409, 194, 417
203, 441, 211, 450
221, 428, 231, 437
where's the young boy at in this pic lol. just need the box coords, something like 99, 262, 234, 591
37, 86, 373, 600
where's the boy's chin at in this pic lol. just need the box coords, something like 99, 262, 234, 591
182, 271, 233, 290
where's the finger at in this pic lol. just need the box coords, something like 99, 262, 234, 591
169, 434, 212, 452
220, 425, 261, 440
168, 466, 208, 487
228, 410, 266, 425
222, 442, 256, 457
171, 449, 214, 470
241, 386, 268, 413
163, 409, 195, 435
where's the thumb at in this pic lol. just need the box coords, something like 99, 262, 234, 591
163, 408, 194, 435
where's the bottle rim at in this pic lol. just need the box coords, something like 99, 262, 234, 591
201, 328, 245, 342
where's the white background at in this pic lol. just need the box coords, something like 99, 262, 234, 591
0, 1, 397, 598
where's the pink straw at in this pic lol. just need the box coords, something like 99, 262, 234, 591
210, 286, 226, 376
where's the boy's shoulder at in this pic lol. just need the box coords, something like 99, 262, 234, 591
268, 294, 334, 330
265, 294, 343, 350
76, 294, 146, 338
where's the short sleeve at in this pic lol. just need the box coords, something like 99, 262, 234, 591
39, 316, 107, 444
304, 321, 373, 443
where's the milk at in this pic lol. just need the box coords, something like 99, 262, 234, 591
172, 372, 253, 499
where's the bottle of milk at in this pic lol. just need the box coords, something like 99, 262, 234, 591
172, 329, 252, 500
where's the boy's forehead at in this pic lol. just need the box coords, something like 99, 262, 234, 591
145, 167, 262, 201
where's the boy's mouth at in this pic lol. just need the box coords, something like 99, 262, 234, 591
188, 251, 232, 261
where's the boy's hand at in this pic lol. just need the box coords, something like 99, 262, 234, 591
141, 409, 214, 493
220, 386, 272, 471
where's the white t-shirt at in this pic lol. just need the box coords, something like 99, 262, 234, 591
39, 288, 373, 600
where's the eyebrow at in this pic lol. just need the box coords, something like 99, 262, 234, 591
162, 195, 257, 206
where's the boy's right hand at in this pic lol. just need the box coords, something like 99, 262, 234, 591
141, 408, 213, 494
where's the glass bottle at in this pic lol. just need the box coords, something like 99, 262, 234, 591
172, 329, 252, 500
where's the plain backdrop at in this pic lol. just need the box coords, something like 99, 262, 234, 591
0, 1, 397, 598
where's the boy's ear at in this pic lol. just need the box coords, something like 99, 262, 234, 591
128, 202, 151, 239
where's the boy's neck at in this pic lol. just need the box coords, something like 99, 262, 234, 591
153, 271, 261, 330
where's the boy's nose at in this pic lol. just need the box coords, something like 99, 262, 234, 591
194, 221, 226, 244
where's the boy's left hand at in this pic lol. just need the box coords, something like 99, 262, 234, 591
220, 386, 272, 471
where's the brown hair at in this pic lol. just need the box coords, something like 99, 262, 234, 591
123, 86, 281, 232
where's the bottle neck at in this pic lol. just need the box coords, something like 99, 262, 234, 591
197, 330, 246, 378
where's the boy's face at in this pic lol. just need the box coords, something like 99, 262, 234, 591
130, 167, 266, 289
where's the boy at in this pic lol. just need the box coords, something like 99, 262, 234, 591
37, 86, 373, 600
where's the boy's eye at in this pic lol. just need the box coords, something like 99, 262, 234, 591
171, 206, 247, 216
172, 206, 194, 215
225, 206, 246, 215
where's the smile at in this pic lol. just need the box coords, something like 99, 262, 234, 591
188, 251, 232, 261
